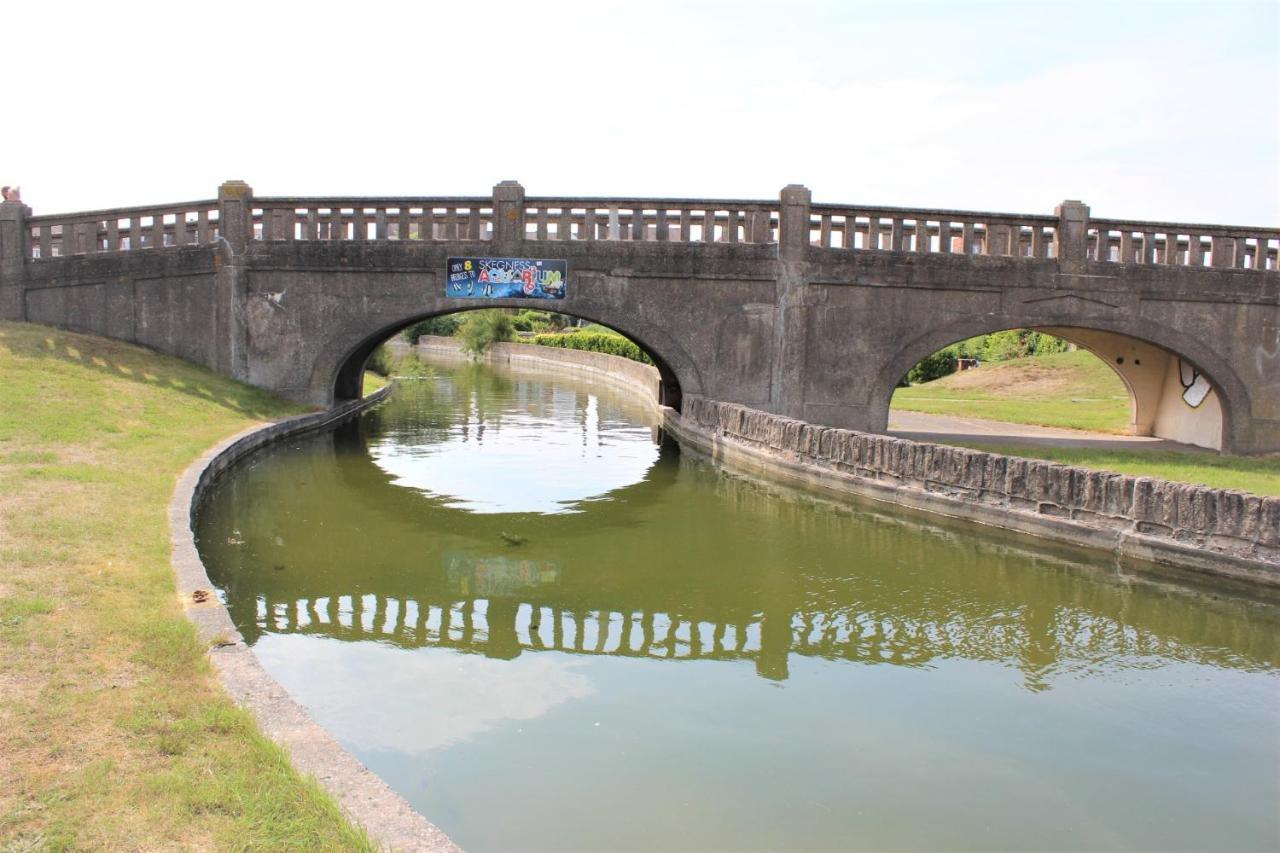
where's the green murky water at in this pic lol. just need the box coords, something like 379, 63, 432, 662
196, 355, 1280, 852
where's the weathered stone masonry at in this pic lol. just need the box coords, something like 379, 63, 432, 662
676, 398, 1280, 584
2, 182, 1277, 452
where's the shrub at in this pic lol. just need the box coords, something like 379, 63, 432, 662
907, 347, 958, 384
402, 314, 461, 342
365, 344, 393, 377
531, 331, 653, 365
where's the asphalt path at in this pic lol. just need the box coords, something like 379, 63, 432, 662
887, 410, 1212, 453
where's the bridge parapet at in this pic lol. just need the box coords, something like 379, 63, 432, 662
1088, 217, 1277, 270
252, 196, 494, 242
15, 180, 1279, 271
808, 203, 1061, 258
26, 199, 219, 258
524, 197, 780, 243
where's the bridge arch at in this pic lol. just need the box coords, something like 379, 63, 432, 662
874, 315, 1251, 452
318, 304, 703, 412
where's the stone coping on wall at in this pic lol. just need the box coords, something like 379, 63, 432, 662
168, 382, 460, 853
668, 398, 1280, 587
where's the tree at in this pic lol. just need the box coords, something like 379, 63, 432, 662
457, 310, 515, 356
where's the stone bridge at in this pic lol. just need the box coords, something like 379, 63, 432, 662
1, 181, 1276, 452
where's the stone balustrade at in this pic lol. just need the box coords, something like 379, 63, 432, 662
808, 204, 1060, 257
26, 199, 220, 258
523, 198, 779, 243
1088, 217, 1278, 270
252, 197, 494, 242
14, 180, 1275, 271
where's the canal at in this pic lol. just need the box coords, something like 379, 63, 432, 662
195, 354, 1280, 852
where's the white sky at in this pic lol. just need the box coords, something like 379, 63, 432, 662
6, 0, 1278, 224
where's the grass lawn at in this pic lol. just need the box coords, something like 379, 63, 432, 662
892, 349, 1132, 433
362, 371, 388, 394
948, 442, 1280, 497
0, 322, 371, 850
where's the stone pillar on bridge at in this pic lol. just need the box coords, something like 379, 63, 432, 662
1055, 199, 1090, 271
216, 180, 253, 380
0, 197, 31, 321
772, 184, 812, 420
492, 180, 526, 254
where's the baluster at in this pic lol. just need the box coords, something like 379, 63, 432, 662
630, 209, 645, 241
557, 207, 571, 240
1140, 231, 1154, 264
127, 217, 140, 252
818, 214, 831, 248
534, 207, 547, 240
867, 215, 881, 251
1187, 233, 1204, 266
915, 218, 930, 253
678, 209, 691, 241
393, 208, 407, 241
702, 210, 717, 242
655, 207, 668, 242
374, 209, 387, 240
421, 207, 435, 240
303, 209, 316, 240
38, 225, 51, 259
938, 220, 953, 254
889, 218, 904, 252
1164, 233, 1181, 265
1228, 234, 1249, 267
105, 218, 119, 252
726, 210, 740, 243
961, 221, 975, 254
1118, 231, 1133, 264
468, 207, 481, 240
989, 223, 1011, 256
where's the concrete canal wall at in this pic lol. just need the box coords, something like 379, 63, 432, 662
412, 335, 661, 401
411, 335, 1278, 585
172, 383, 460, 852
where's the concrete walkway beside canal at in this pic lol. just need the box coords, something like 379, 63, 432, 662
888, 410, 1213, 453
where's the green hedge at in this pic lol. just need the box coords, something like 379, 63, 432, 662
531, 331, 653, 365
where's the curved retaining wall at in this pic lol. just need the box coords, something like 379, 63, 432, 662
412, 335, 662, 401
170, 341, 1276, 850
668, 398, 1280, 586
169, 383, 460, 853
414, 335, 1279, 585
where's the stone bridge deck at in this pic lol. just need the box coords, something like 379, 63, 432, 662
1, 181, 1276, 452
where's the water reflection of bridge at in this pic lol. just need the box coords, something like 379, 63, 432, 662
245, 585, 1269, 684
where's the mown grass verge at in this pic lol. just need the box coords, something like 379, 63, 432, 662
949, 441, 1280, 496
892, 350, 1132, 433
0, 322, 372, 850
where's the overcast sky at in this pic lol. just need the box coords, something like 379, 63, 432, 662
7, 0, 1277, 224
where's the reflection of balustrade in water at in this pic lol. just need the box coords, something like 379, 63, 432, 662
244, 588, 1251, 685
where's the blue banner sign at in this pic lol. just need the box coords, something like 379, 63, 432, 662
446, 257, 567, 300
